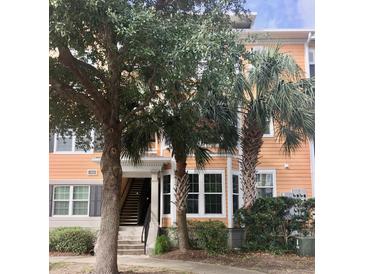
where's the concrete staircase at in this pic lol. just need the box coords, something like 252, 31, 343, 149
118, 226, 145, 255
120, 179, 144, 226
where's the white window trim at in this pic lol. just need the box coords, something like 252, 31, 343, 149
263, 117, 274, 138
255, 169, 277, 197
186, 169, 226, 218
53, 130, 95, 154
52, 185, 90, 217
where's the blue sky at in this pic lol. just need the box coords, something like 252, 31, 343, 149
246, 0, 314, 29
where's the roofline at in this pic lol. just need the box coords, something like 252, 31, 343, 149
240, 28, 315, 33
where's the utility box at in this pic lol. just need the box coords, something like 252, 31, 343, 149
296, 237, 315, 256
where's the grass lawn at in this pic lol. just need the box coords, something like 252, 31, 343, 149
155, 249, 315, 274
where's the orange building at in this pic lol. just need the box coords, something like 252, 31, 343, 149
49, 19, 315, 253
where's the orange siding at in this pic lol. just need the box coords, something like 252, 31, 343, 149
49, 153, 102, 179
258, 137, 312, 197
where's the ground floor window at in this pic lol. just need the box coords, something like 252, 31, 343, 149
53, 185, 89, 216
163, 175, 171, 214
256, 171, 275, 198
187, 174, 199, 214
204, 174, 222, 214
232, 174, 239, 214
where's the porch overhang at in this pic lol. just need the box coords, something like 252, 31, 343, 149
91, 156, 172, 178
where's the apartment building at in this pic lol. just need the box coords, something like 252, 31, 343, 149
49, 16, 315, 253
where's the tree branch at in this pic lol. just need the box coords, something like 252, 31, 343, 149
49, 78, 104, 122
57, 47, 110, 116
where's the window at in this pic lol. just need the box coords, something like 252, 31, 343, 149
309, 48, 315, 78
232, 175, 239, 214
263, 117, 274, 137
256, 171, 275, 198
163, 175, 171, 214
53, 185, 90, 216
204, 174, 222, 214
56, 134, 73, 151
187, 174, 199, 214
54, 132, 93, 153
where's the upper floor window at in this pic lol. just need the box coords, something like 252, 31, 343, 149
309, 48, 315, 78
263, 117, 274, 137
51, 131, 94, 153
256, 170, 276, 198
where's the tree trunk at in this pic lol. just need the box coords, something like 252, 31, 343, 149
95, 126, 122, 274
239, 115, 264, 209
174, 159, 191, 252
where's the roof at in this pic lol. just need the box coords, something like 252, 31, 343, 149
236, 29, 315, 43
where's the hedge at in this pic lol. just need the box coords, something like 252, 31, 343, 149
49, 227, 96, 254
235, 197, 315, 253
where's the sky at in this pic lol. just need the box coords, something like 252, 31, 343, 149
246, 0, 314, 29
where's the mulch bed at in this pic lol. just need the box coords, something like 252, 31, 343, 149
155, 249, 315, 274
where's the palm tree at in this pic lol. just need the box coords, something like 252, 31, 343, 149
236, 46, 315, 209
158, 87, 239, 252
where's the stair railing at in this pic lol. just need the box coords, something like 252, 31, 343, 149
120, 179, 132, 211
141, 204, 151, 254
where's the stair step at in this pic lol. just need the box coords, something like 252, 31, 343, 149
118, 245, 144, 250
117, 250, 144, 255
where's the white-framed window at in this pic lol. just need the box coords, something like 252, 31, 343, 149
232, 174, 239, 214
187, 173, 199, 214
162, 175, 171, 215
53, 185, 90, 216
263, 117, 274, 137
309, 48, 315, 78
204, 174, 223, 214
255, 170, 276, 198
53, 131, 94, 154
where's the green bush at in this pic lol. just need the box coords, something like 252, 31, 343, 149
235, 197, 315, 253
188, 221, 228, 254
154, 235, 170, 255
49, 227, 96, 254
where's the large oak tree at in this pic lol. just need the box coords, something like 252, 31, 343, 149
50, 0, 249, 273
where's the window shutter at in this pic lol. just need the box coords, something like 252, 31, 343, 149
89, 185, 103, 216
49, 185, 53, 216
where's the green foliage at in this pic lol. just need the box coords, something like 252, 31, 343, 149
188, 221, 228, 254
154, 235, 170, 255
49, 227, 96, 254
236, 46, 315, 155
235, 197, 315, 252
49, 0, 247, 164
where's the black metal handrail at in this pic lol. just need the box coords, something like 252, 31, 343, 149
141, 204, 151, 254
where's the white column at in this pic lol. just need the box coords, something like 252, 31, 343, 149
150, 172, 159, 225
227, 156, 233, 228
147, 172, 159, 253
170, 159, 177, 226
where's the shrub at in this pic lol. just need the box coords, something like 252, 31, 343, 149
188, 221, 228, 254
154, 235, 170, 255
49, 227, 96, 254
235, 197, 315, 252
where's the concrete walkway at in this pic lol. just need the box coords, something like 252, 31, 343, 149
50, 255, 265, 274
